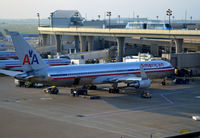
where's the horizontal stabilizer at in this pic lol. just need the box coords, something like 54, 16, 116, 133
0, 69, 23, 77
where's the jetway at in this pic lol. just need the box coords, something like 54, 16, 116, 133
162, 53, 200, 75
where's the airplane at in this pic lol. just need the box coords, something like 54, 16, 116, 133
4, 29, 39, 38
0, 58, 71, 71
0, 51, 17, 59
0, 31, 174, 93
0, 32, 10, 41
0, 42, 7, 51
0, 29, 38, 41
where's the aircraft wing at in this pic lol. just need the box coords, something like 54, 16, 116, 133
93, 74, 144, 84
0, 69, 23, 77
93, 64, 151, 88
94, 64, 147, 84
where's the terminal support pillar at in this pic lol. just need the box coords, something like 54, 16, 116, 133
41, 34, 48, 46
50, 34, 56, 46
88, 36, 94, 51
175, 39, 183, 53
38, 35, 42, 47
150, 45, 159, 57
116, 37, 125, 62
55, 35, 62, 53
79, 36, 87, 52
74, 36, 79, 53
169, 39, 175, 54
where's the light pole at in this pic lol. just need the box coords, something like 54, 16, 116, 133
172, 16, 175, 23
98, 15, 100, 20
156, 16, 159, 21
118, 15, 120, 24
137, 15, 139, 22
48, 17, 50, 26
106, 11, 111, 29
166, 9, 172, 30
37, 13, 40, 27
74, 12, 79, 28
50, 12, 53, 27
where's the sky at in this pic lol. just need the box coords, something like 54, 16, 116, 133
1, 0, 200, 20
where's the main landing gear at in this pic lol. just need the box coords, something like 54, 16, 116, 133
109, 83, 120, 93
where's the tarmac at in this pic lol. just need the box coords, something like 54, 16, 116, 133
0, 76, 200, 138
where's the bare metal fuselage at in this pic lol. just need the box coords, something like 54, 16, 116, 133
26, 60, 173, 87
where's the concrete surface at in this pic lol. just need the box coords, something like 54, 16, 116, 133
0, 76, 200, 138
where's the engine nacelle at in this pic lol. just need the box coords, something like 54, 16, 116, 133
15, 73, 29, 80
128, 79, 151, 89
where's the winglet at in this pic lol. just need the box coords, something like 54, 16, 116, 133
140, 64, 148, 80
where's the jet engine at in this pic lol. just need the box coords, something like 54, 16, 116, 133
127, 79, 151, 89
15, 73, 29, 80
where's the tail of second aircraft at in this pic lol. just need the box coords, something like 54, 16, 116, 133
4, 29, 9, 35
9, 31, 49, 72
0, 32, 6, 40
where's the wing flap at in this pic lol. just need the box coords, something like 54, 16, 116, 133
93, 64, 148, 84
93, 74, 142, 84
108, 75, 142, 83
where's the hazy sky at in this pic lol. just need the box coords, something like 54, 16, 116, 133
1, 0, 200, 20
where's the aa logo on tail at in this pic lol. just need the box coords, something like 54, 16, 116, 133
23, 50, 39, 65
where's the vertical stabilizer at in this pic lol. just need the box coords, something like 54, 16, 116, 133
0, 32, 6, 40
4, 29, 9, 35
9, 31, 49, 72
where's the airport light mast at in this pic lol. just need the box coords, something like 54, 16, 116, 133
190, 16, 193, 23
137, 15, 139, 22
106, 11, 111, 29
37, 13, 40, 27
172, 16, 175, 23
118, 15, 120, 24
98, 15, 100, 20
74, 12, 79, 29
50, 12, 54, 27
156, 16, 159, 21
166, 9, 172, 29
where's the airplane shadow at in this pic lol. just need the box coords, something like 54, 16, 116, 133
90, 82, 200, 119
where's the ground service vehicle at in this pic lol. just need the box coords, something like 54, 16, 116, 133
71, 87, 88, 96
43, 86, 59, 94
141, 91, 152, 98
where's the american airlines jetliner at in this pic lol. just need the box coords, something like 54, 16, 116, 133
0, 58, 71, 71
0, 51, 17, 59
0, 30, 37, 42
0, 31, 174, 93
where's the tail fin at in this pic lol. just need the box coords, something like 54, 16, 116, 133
140, 64, 148, 80
9, 31, 49, 72
0, 32, 6, 40
4, 29, 9, 35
